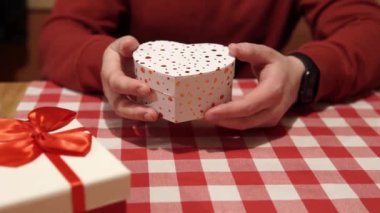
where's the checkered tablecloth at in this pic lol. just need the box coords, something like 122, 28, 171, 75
16, 80, 380, 212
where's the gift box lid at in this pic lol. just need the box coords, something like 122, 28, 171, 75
0, 119, 131, 212
133, 40, 235, 97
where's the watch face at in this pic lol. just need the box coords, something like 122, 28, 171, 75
301, 69, 319, 104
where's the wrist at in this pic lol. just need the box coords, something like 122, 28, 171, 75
290, 53, 320, 105
286, 56, 306, 104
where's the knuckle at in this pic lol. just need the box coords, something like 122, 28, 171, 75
113, 105, 124, 117
110, 95, 145, 121
257, 44, 273, 53
112, 98, 128, 117
127, 81, 139, 93
114, 105, 137, 120
109, 79, 119, 92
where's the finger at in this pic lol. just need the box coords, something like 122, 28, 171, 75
110, 35, 140, 57
103, 36, 138, 75
102, 37, 150, 97
102, 48, 123, 76
204, 97, 263, 121
228, 43, 281, 65
112, 95, 159, 121
204, 72, 280, 121
107, 71, 151, 96
207, 107, 281, 130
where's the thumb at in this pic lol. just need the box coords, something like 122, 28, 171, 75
110, 35, 140, 58
228, 43, 280, 65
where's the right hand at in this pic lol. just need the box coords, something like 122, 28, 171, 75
101, 36, 159, 121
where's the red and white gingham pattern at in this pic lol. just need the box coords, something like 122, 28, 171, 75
16, 80, 380, 212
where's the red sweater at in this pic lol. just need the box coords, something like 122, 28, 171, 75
39, 0, 380, 102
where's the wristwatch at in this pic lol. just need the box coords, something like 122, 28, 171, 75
291, 53, 320, 105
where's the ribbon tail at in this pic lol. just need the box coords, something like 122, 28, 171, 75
46, 153, 85, 213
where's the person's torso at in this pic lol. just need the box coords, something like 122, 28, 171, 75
125, 0, 299, 47
122, 0, 301, 77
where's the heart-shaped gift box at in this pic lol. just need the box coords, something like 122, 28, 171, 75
133, 40, 235, 123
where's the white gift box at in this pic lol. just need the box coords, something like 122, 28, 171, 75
0, 119, 130, 213
133, 40, 235, 123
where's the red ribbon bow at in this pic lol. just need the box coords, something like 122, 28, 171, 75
0, 107, 91, 167
0, 107, 91, 212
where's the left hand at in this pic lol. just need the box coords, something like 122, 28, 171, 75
204, 43, 305, 130
101, 36, 159, 122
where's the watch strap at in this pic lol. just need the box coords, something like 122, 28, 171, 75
291, 53, 320, 104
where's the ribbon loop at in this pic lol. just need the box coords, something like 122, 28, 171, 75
28, 107, 77, 132
38, 127, 92, 156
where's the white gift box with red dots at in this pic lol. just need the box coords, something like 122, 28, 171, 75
133, 40, 235, 123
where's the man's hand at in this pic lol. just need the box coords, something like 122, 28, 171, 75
101, 36, 159, 121
204, 43, 305, 130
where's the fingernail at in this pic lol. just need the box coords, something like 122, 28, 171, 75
144, 112, 156, 121
138, 86, 150, 96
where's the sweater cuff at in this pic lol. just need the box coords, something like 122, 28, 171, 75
75, 35, 115, 92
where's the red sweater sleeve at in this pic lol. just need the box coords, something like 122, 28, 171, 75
39, 0, 126, 92
295, 0, 380, 102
